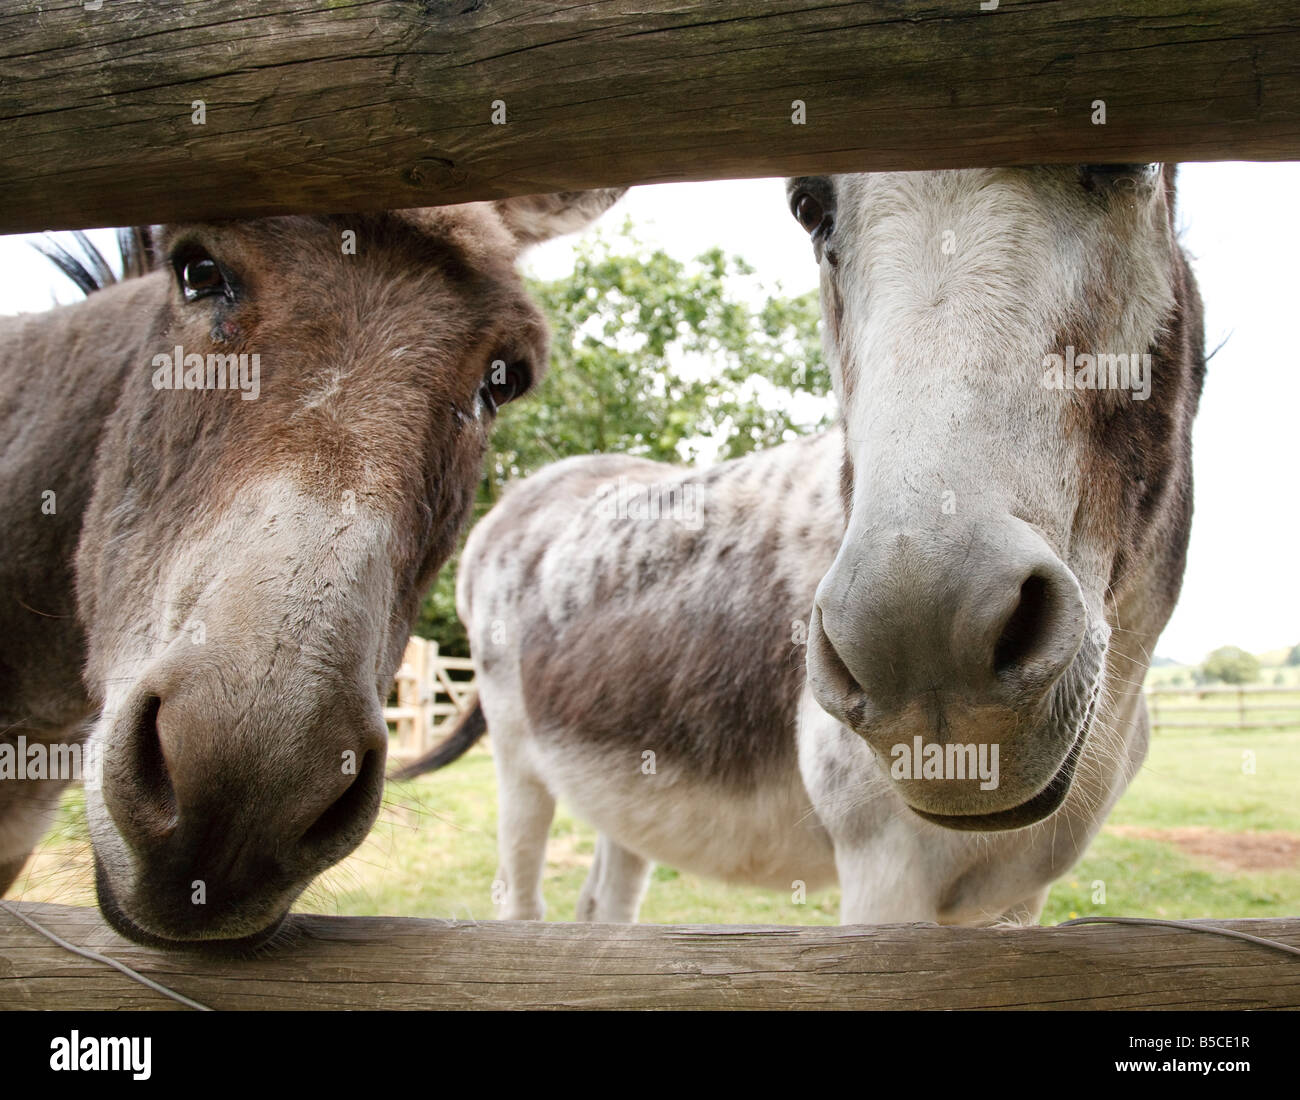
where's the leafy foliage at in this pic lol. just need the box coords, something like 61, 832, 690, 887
1200, 645, 1261, 686
415, 223, 831, 655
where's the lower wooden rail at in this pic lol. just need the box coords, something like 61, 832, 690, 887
1, 904, 1296, 1010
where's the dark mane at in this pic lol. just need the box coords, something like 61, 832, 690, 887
31, 226, 157, 297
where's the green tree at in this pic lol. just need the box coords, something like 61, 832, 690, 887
415, 223, 831, 655
1287, 643, 1300, 667
1200, 646, 1261, 686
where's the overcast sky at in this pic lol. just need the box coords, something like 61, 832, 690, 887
2, 162, 1295, 665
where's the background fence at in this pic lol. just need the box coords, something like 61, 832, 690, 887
383, 659, 1300, 751
384, 637, 477, 764
384, 653, 1300, 748
1148, 685, 1300, 732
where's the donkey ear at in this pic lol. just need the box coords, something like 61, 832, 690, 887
493, 188, 626, 251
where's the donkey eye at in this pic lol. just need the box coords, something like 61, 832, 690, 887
172, 249, 229, 302
794, 193, 826, 234
183, 259, 222, 294
480, 361, 531, 414
1079, 164, 1156, 192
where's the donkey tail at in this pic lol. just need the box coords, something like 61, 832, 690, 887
388, 697, 488, 780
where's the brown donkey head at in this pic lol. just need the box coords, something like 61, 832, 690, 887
75, 193, 621, 948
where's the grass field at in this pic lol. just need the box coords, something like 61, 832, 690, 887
21, 721, 1298, 927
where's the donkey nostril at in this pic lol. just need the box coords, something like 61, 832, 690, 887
299, 748, 383, 854
993, 574, 1051, 678
129, 695, 178, 840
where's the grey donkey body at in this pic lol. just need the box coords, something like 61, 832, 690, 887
401, 427, 1141, 925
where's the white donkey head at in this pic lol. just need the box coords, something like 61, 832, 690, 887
789, 166, 1203, 829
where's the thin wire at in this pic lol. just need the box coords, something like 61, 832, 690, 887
1057, 914, 1300, 958
1, 901, 214, 1011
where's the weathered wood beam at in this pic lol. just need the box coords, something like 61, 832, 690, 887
0, 1, 1298, 233
2, 903, 1297, 1010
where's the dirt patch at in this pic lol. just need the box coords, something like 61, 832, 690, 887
1105, 825, 1300, 872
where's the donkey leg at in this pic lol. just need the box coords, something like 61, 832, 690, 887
798, 699, 939, 924
595, 840, 651, 923
574, 834, 606, 921
575, 834, 650, 923
834, 838, 942, 925
492, 749, 556, 921
837, 873, 940, 925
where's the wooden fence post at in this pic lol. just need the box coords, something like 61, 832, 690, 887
388, 636, 435, 761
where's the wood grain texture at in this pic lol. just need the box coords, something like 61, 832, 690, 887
2, 903, 1297, 1010
1, 1, 1299, 232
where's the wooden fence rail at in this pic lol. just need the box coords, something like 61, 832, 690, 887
1148, 686, 1300, 732
2, 1, 1299, 232
2, 903, 1297, 1010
